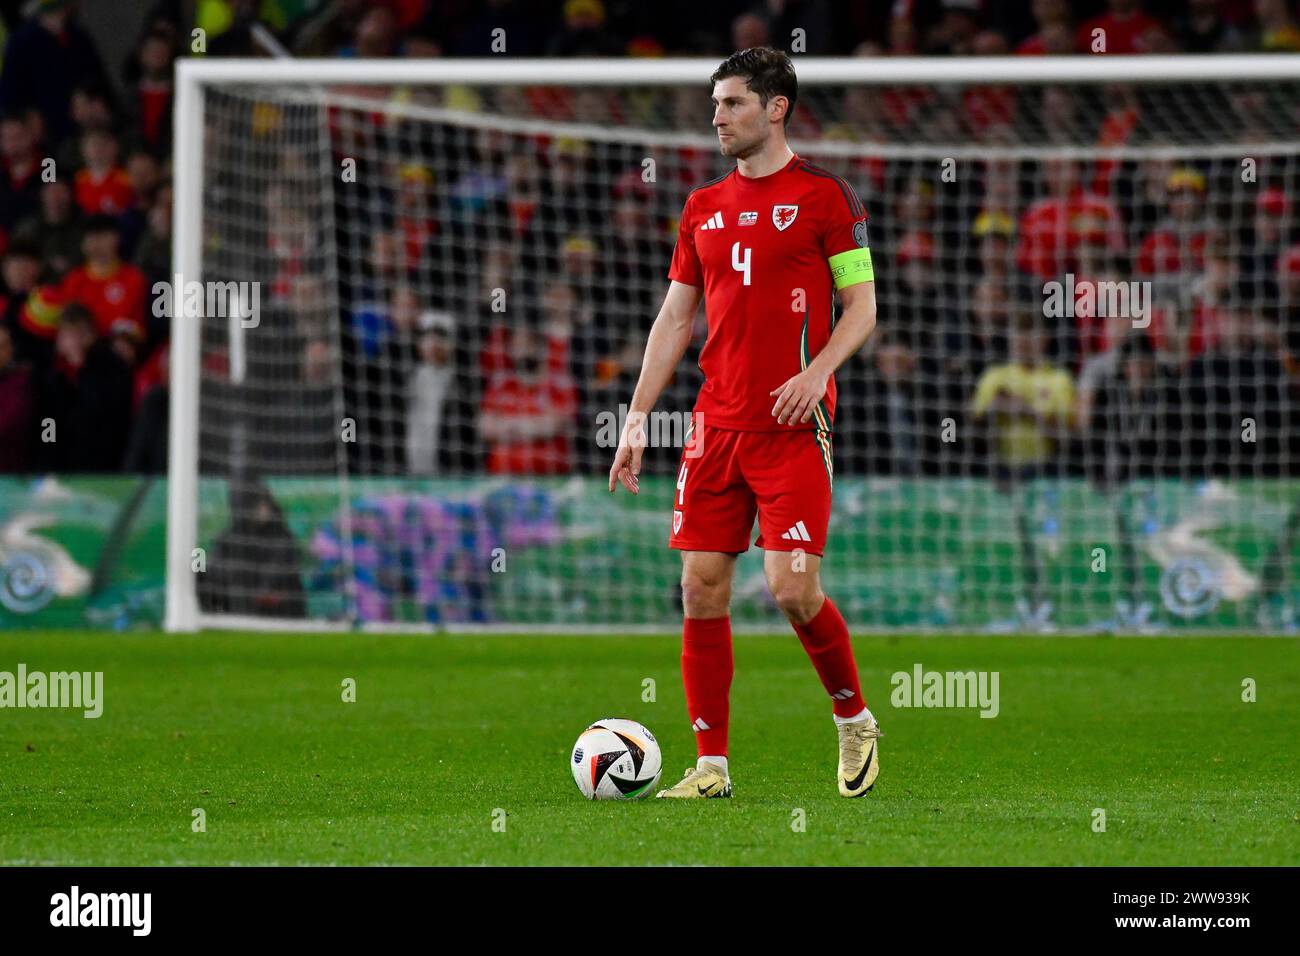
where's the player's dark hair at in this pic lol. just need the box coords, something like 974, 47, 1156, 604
710, 47, 798, 128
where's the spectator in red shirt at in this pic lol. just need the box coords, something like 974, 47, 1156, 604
395, 162, 438, 275
1078, 0, 1161, 53
60, 214, 147, 336
1137, 166, 1212, 277
74, 127, 134, 217
480, 323, 577, 475
1016, 158, 1125, 282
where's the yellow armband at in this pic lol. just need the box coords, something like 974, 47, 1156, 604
828, 247, 874, 289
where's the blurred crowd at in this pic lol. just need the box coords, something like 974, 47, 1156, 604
1, 0, 174, 472
2, 0, 1299, 480
291, 122, 1299, 484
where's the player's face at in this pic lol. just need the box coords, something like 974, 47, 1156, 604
711, 77, 774, 159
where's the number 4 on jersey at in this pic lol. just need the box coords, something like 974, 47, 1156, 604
731, 242, 751, 286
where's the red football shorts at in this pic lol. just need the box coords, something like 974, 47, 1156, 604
668, 423, 834, 556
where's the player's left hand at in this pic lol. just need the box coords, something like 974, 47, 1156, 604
769, 367, 829, 425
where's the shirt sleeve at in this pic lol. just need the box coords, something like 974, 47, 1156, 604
820, 179, 874, 289
667, 195, 703, 287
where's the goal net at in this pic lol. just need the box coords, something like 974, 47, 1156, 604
167, 56, 1300, 634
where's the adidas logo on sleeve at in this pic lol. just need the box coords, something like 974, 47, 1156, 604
698, 211, 725, 230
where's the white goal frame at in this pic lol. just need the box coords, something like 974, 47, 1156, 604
165, 54, 1300, 632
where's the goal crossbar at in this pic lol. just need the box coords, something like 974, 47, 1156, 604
175, 54, 1300, 87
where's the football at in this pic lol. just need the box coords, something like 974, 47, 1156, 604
570, 718, 662, 800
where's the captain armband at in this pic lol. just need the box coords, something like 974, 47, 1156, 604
828, 247, 874, 290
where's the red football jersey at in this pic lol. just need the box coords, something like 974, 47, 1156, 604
74, 167, 135, 217
61, 261, 148, 336
481, 370, 578, 475
668, 153, 872, 432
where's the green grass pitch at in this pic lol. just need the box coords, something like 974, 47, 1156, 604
1, 630, 1297, 866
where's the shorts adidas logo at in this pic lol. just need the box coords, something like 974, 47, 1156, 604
780, 520, 812, 542
692, 717, 711, 732
698, 211, 725, 231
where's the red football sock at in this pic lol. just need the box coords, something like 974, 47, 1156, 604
792, 597, 865, 718
681, 616, 733, 757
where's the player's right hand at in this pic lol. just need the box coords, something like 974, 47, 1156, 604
608, 419, 647, 494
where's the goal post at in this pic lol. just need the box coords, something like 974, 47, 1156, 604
167, 54, 1300, 634
164, 61, 204, 633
